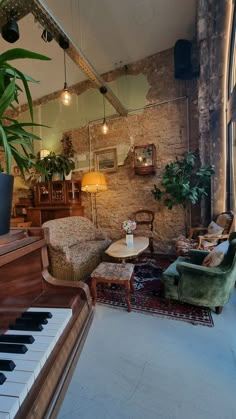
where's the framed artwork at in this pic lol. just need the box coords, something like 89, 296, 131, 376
94, 148, 117, 173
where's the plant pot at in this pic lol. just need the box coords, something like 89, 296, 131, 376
64, 170, 72, 180
126, 234, 134, 247
0, 173, 14, 235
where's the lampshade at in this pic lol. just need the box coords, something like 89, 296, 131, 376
40, 149, 50, 159
14, 176, 29, 190
81, 171, 107, 193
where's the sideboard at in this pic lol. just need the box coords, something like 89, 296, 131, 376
27, 180, 84, 226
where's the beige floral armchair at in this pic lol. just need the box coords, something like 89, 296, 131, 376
42, 216, 111, 281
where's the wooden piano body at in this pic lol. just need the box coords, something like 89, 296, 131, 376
0, 228, 94, 419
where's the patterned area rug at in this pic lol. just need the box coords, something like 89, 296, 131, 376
93, 255, 214, 327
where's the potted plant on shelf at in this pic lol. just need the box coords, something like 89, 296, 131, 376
0, 48, 50, 236
56, 154, 75, 180
151, 151, 215, 235
36, 152, 75, 181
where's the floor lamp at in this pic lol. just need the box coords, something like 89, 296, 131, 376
81, 171, 107, 226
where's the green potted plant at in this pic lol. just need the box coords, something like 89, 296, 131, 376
151, 151, 215, 234
0, 48, 50, 236
57, 154, 75, 180
36, 152, 75, 181
36, 152, 59, 181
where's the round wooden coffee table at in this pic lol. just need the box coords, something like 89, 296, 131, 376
105, 236, 149, 262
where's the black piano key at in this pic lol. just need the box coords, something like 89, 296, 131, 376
21, 311, 52, 319
9, 323, 43, 331
0, 359, 15, 371
0, 372, 6, 385
15, 318, 45, 326
0, 334, 35, 344
0, 343, 28, 354
19, 316, 48, 325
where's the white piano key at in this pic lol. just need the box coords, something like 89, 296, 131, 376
0, 395, 18, 419
3, 370, 34, 392
0, 349, 46, 363
0, 307, 73, 418
0, 381, 27, 405
8, 359, 41, 380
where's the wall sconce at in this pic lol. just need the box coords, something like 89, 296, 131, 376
59, 37, 72, 106
2, 13, 19, 43
100, 86, 109, 134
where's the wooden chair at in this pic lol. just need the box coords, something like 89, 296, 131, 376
176, 211, 234, 256
133, 210, 155, 253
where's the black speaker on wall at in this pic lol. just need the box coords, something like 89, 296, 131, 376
174, 39, 193, 79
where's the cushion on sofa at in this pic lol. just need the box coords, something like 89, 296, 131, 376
202, 251, 224, 267
212, 240, 229, 254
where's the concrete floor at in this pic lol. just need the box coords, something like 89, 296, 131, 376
58, 291, 236, 419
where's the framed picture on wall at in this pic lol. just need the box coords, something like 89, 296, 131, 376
94, 148, 118, 173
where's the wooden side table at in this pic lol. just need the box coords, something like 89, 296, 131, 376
91, 262, 135, 312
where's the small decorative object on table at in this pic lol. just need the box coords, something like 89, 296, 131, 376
122, 219, 137, 247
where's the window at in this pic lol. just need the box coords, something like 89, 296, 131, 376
226, 4, 236, 212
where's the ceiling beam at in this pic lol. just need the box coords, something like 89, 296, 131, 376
0, 0, 128, 116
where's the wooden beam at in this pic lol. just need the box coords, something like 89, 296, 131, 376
0, 0, 127, 116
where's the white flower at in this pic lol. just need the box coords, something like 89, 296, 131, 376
122, 219, 137, 234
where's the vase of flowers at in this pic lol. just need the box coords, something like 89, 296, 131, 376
122, 220, 137, 247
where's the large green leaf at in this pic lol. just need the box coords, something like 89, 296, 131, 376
0, 78, 15, 117
0, 48, 51, 64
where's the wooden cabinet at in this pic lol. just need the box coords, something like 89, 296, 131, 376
34, 180, 81, 206
27, 181, 84, 226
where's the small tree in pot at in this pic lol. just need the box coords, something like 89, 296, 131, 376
151, 151, 215, 235
0, 48, 50, 235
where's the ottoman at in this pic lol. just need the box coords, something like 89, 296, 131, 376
91, 262, 135, 312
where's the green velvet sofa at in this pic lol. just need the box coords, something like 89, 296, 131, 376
161, 234, 236, 314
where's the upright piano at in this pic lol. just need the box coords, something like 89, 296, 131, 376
0, 228, 94, 419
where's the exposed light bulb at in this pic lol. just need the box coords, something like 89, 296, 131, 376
61, 86, 72, 106
102, 119, 108, 134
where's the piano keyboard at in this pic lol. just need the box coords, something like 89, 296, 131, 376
0, 307, 72, 419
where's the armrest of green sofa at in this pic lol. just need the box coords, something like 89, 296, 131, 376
176, 260, 223, 277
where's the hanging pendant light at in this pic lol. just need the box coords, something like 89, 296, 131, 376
61, 48, 72, 106
100, 86, 109, 134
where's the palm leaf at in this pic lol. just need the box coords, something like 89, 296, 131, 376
0, 48, 50, 63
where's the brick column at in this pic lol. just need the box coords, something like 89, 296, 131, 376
197, 0, 231, 218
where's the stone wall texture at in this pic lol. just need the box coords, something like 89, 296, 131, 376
69, 48, 199, 253
10, 48, 199, 253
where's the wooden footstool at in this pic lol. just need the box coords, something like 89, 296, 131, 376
91, 262, 135, 312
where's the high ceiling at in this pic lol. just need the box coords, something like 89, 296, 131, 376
0, 0, 197, 104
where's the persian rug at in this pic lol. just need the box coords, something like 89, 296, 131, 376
92, 254, 214, 327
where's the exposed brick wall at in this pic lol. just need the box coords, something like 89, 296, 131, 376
10, 48, 199, 253
69, 49, 199, 253
197, 0, 231, 218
